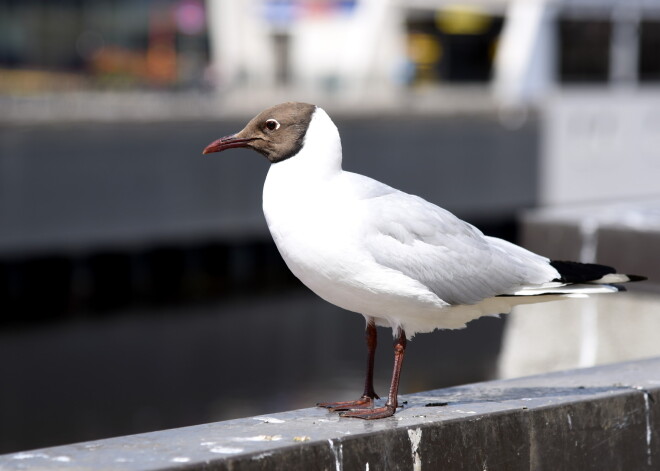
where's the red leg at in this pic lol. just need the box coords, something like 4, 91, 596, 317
317, 319, 380, 411
340, 328, 407, 419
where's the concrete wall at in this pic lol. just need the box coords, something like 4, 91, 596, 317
540, 92, 660, 207
499, 201, 660, 378
1, 358, 659, 470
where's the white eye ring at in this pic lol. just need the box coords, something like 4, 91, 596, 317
265, 119, 280, 131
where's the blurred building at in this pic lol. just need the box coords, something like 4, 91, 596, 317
3, 0, 660, 98
208, 0, 660, 204
0, 0, 210, 92
4, 0, 659, 206
208, 0, 504, 95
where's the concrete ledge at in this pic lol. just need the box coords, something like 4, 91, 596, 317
2, 358, 660, 470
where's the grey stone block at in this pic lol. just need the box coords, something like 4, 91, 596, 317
597, 227, 660, 283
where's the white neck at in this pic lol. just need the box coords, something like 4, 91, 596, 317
266, 107, 343, 183
262, 107, 345, 233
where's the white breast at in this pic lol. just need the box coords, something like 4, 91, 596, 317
264, 168, 450, 335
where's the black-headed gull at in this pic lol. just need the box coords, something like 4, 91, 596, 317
202, 102, 645, 419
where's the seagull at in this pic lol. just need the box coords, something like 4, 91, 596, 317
202, 102, 646, 419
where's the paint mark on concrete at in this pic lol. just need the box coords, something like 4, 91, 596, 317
408, 428, 422, 471
254, 416, 285, 424
11, 452, 49, 460
232, 435, 282, 442
171, 457, 191, 463
643, 391, 653, 466
251, 451, 274, 460
328, 439, 343, 471
209, 446, 244, 454
567, 413, 573, 431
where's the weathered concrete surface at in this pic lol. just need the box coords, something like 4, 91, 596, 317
2, 358, 660, 470
500, 201, 659, 378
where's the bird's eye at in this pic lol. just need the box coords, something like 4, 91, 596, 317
265, 119, 280, 131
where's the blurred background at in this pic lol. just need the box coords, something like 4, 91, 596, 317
1, 0, 660, 454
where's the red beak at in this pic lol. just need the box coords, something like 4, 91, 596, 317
202, 134, 255, 155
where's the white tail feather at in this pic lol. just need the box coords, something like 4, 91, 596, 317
507, 283, 620, 296
587, 273, 633, 284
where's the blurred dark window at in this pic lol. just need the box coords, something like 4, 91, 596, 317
640, 20, 660, 82
405, 9, 504, 85
558, 18, 611, 83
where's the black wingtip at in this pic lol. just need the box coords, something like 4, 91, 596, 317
550, 260, 646, 284
550, 260, 615, 284
625, 274, 648, 282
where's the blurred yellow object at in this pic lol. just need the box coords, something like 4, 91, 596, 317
436, 6, 492, 35
408, 33, 443, 65
407, 33, 443, 84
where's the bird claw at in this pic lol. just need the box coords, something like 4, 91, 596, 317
317, 396, 375, 411
339, 404, 397, 420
